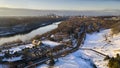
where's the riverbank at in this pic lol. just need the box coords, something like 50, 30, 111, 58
0, 21, 63, 46
0, 16, 66, 38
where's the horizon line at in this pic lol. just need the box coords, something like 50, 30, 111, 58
0, 7, 120, 11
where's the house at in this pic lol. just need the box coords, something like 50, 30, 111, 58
50, 32, 69, 41
32, 40, 41, 46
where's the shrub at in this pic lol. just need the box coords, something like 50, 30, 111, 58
106, 54, 120, 68
111, 22, 120, 34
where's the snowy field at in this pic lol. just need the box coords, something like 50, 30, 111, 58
82, 29, 120, 68
38, 29, 120, 68
37, 50, 95, 68
1, 29, 120, 68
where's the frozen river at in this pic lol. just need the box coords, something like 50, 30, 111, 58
0, 21, 61, 45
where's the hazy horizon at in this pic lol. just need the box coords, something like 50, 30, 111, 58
0, 0, 120, 11
0, 0, 120, 16
0, 7, 120, 16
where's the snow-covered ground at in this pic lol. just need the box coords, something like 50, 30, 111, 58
82, 29, 120, 68
38, 29, 120, 68
2, 56, 22, 62
2, 44, 34, 53
1, 40, 61, 62
1, 29, 120, 68
37, 50, 95, 68
2, 40, 61, 53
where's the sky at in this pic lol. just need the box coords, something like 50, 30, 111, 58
0, 0, 120, 10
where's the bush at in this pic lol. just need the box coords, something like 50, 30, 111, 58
106, 54, 120, 68
111, 22, 120, 34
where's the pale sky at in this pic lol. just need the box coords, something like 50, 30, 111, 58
0, 0, 120, 10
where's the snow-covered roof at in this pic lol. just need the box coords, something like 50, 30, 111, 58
42, 40, 61, 47
2, 56, 22, 62
2, 44, 34, 54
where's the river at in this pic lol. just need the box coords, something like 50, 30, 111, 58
0, 21, 61, 45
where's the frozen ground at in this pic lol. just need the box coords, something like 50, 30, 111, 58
2, 56, 22, 62
2, 40, 61, 53
1, 29, 120, 68
38, 29, 120, 68
1, 40, 61, 62
82, 29, 120, 68
37, 50, 95, 68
